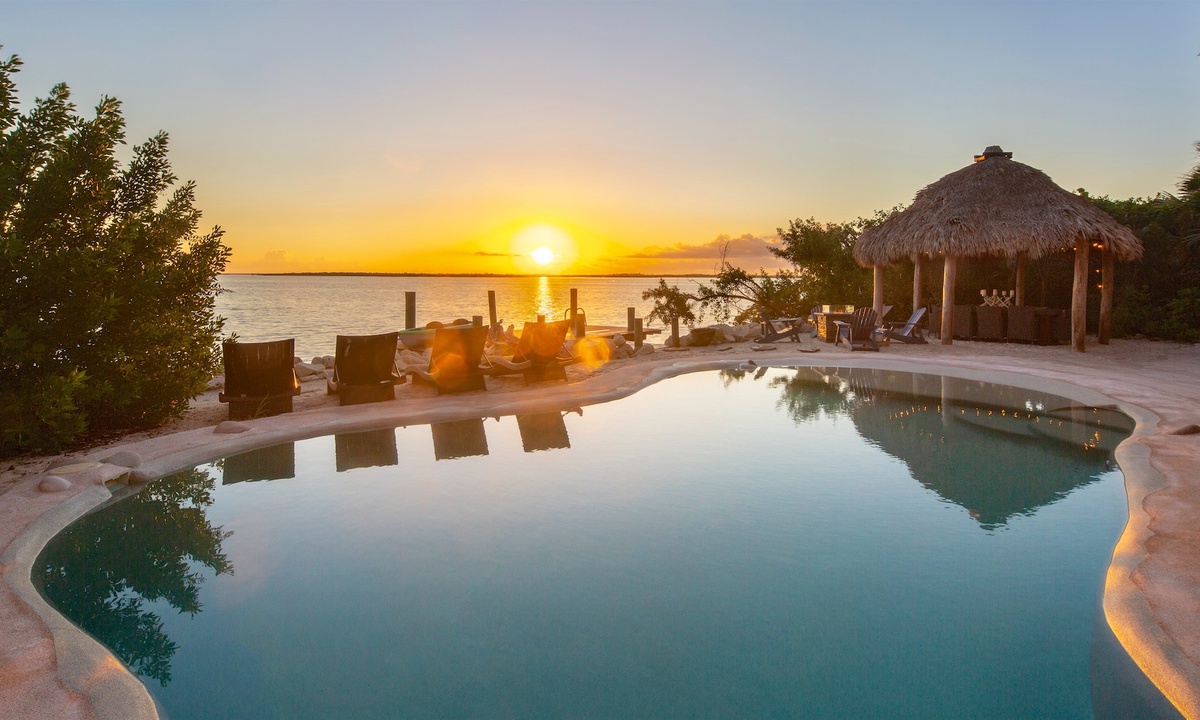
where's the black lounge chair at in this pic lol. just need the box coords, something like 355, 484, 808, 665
756, 307, 804, 343
407, 325, 489, 394
834, 307, 880, 352
482, 319, 581, 384
218, 339, 302, 420
883, 307, 928, 344
327, 332, 403, 405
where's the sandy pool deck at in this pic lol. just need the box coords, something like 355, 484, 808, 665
2, 335, 1199, 719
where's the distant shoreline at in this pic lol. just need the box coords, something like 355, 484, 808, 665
221, 272, 716, 279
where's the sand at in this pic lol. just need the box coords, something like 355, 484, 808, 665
3, 334, 1200, 719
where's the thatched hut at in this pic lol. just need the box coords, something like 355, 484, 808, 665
854, 146, 1142, 351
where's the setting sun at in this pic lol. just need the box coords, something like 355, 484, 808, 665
509, 223, 578, 274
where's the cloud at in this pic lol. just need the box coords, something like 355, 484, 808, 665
262, 249, 289, 264
474, 250, 515, 257
626, 233, 780, 260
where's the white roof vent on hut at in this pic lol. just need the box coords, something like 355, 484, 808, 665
973, 145, 1014, 162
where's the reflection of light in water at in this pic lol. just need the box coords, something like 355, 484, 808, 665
536, 276, 554, 319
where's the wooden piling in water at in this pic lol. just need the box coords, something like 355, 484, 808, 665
634, 318, 644, 349
627, 307, 635, 333
488, 291, 498, 326
405, 291, 416, 330
472, 315, 483, 327
570, 288, 582, 337
671, 318, 680, 345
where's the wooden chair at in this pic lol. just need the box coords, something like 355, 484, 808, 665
218, 339, 301, 420
883, 307, 928, 344
834, 307, 880, 351
482, 319, 580, 384
407, 325, 489, 394
756, 307, 804, 343
327, 332, 402, 405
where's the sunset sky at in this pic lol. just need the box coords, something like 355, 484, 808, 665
6, 1, 1198, 275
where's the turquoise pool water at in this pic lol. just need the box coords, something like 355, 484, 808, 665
36, 368, 1176, 719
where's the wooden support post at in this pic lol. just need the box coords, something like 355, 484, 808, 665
872, 265, 885, 322
536, 314, 545, 324
912, 255, 922, 314
1015, 253, 1027, 307
1099, 243, 1114, 345
634, 318, 644, 349
1072, 237, 1090, 352
940, 255, 956, 345
628, 307, 636, 333
570, 288, 582, 337
488, 290, 498, 326
404, 291, 416, 330
671, 317, 680, 345
472, 315, 483, 327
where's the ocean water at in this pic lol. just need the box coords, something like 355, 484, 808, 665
216, 275, 705, 360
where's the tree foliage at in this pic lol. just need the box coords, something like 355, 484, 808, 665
0, 50, 230, 455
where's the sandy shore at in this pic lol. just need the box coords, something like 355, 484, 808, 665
2, 335, 1200, 719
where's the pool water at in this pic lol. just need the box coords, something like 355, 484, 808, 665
36, 368, 1176, 719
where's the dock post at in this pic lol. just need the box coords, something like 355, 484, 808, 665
472, 315, 483, 327
405, 292, 416, 330
488, 291, 498, 326
570, 288, 582, 337
627, 307, 635, 333
537, 314, 545, 324
634, 318, 644, 349
671, 318, 680, 345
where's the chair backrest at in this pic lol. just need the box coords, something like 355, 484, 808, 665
897, 307, 927, 336
512, 319, 571, 365
335, 332, 399, 385
223, 339, 297, 397
429, 325, 489, 379
848, 307, 878, 340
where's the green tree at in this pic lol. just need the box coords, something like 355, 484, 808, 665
0, 50, 230, 454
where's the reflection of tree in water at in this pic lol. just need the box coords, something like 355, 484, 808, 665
36, 468, 233, 685
768, 368, 853, 424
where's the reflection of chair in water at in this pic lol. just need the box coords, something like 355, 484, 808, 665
327, 332, 403, 405
431, 419, 489, 460
482, 319, 580, 384
335, 429, 399, 472
222, 443, 296, 484
408, 325, 489, 394
516, 412, 572, 452
218, 339, 302, 420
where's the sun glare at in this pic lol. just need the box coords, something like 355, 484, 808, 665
509, 223, 578, 274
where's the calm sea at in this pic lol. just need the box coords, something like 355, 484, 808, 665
216, 275, 707, 360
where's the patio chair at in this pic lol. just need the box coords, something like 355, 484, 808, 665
883, 307, 928, 344
834, 307, 880, 352
756, 307, 804, 343
327, 332, 403, 405
407, 324, 490, 394
482, 319, 581, 384
218, 339, 302, 420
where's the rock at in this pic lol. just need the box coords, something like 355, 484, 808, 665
398, 350, 426, 367
720, 330, 737, 343
312, 355, 336, 369
101, 450, 142, 468
206, 376, 224, 391
214, 421, 252, 434
294, 361, 325, 380
741, 323, 764, 340
611, 333, 627, 347
634, 344, 656, 356
679, 333, 693, 347
611, 344, 634, 360
293, 356, 302, 365
38, 475, 72, 493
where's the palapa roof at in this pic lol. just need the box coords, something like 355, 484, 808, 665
854, 146, 1143, 266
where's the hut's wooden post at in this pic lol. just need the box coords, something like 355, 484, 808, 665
404, 291, 416, 330
488, 291, 498, 326
872, 265, 885, 323
1015, 253, 1027, 307
911, 255, 922, 314
940, 255, 956, 345
1071, 237, 1090, 352
1099, 243, 1114, 345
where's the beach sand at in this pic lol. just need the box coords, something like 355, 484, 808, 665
2, 334, 1200, 719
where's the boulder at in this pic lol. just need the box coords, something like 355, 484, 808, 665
206, 376, 224, 391
611, 333, 628, 347
634, 344, 656, 356
398, 349, 426, 367
663, 335, 680, 348
38, 475, 72, 493
740, 323, 764, 340
312, 355, 336, 369
294, 361, 325, 380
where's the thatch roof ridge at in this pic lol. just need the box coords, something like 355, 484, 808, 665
854, 155, 1143, 266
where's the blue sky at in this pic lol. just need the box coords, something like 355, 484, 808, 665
5, 1, 1198, 273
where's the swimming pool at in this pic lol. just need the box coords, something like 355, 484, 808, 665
35, 367, 1177, 719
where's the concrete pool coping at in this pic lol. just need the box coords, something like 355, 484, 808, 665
1, 347, 1198, 719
